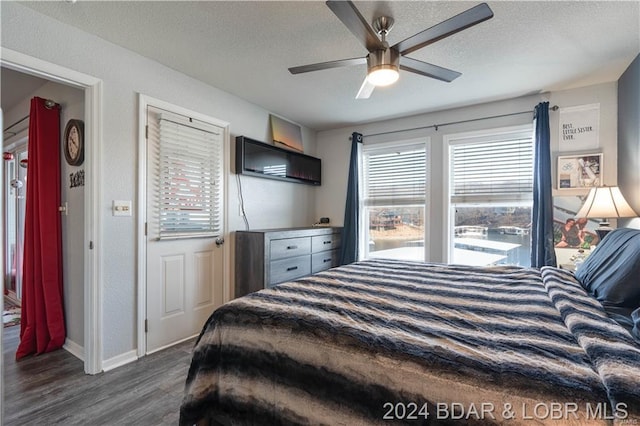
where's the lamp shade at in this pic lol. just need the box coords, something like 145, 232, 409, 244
576, 186, 638, 219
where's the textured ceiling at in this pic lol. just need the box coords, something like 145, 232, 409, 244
20, 1, 640, 131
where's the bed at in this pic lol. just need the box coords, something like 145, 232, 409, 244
180, 228, 640, 425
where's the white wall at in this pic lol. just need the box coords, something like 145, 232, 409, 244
2, 79, 86, 350
60, 88, 86, 350
1, 2, 318, 362
317, 82, 619, 262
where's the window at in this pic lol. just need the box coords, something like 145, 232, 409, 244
362, 141, 428, 261
448, 126, 533, 266
148, 107, 224, 239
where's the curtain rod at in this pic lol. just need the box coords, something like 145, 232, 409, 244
3, 98, 58, 135
362, 104, 559, 139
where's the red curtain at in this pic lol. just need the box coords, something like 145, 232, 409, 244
16, 97, 66, 360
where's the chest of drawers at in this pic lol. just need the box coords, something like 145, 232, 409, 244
235, 227, 342, 298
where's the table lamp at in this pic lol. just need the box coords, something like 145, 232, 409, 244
575, 185, 638, 241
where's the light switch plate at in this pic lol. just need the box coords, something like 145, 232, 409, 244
113, 200, 132, 217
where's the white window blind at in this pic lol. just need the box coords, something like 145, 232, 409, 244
363, 144, 426, 206
451, 137, 533, 203
150, 109, 224, 239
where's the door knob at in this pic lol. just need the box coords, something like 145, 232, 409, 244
215, 237, 225, 247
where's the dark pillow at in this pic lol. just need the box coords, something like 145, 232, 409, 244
633, 308, 640, 340
575, 228, 640, 308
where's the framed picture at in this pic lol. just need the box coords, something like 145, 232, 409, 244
558, 103, 600, 151
557, 153, 602, 190
553, 196, 601, 249
269, 114, 304, 153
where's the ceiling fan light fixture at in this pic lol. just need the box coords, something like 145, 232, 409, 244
366, 46, 400, 87
367, 66, 399, 86
291, 2, 494, 96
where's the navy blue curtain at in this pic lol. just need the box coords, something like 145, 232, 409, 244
339, 132, 362, 265
531, 102, 557, 267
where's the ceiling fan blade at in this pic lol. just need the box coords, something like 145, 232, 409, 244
393, 3, 494, 56
355, 77, 375, 99
326, 0, 384, 52
400, 56, 461, 82
289, 57, 367, 74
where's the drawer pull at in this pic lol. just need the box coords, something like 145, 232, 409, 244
323, 258, 332, 263
323, 240, 331, 245
287, 245, 298, 250
287, 266, 299, 271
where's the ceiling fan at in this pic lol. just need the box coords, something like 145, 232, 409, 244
289, 1, 494, 99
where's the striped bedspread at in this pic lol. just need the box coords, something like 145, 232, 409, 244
180, 259, 640, 425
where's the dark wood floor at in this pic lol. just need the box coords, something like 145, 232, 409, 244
2, 323, 196, 425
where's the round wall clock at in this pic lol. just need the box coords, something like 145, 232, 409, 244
63, 119, 84, 166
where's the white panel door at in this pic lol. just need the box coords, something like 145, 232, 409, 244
145, 105, 225, 354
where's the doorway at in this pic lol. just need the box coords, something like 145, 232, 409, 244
2, 68, 85, 355
1, 48, 103, 374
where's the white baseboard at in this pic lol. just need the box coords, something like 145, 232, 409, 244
102, 350, 138, 372
63, 338, 85, 361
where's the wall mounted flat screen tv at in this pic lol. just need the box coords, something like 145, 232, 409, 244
236, 136, 321, 185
